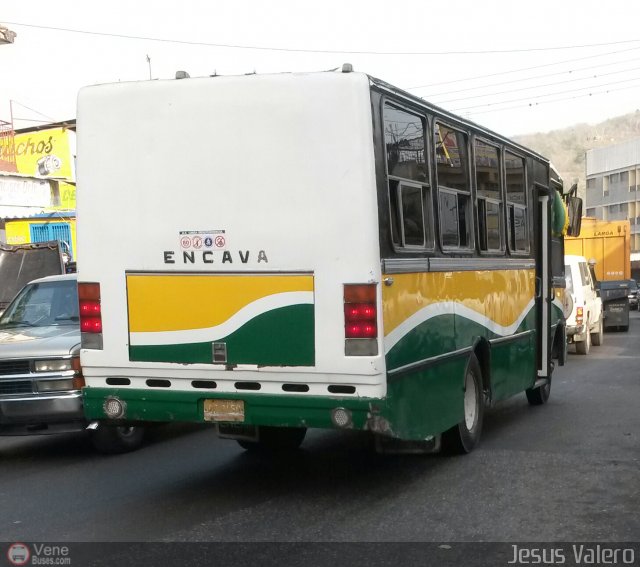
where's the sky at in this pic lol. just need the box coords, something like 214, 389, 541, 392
2, 0, 640, 136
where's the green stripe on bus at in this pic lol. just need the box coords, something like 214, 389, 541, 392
385, 310, 536, 371
129, 304, 315, 366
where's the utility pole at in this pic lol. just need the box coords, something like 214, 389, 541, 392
146, 54, 152, 80
0, 24, 17, 44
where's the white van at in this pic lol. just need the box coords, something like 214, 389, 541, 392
564, 255, 603, 354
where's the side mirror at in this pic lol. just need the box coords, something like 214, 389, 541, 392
565, 183, 582, 237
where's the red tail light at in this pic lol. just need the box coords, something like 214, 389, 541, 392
79, 282, 102, 334
344, 284, 377, 339
81, 317, 103, 333
576, 306, 583, 325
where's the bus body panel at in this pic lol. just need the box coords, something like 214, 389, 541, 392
126, 273, 316, 367
381, 266, 537, 431
77, 73, 387, 400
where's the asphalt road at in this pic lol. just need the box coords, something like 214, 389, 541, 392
1, 313, 639, 545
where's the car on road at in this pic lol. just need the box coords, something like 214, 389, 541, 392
564, 255, 604, 355
628, 278, 638, 311
0, 273, 144, 453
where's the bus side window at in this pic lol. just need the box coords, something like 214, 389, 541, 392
475, 139, 504, 253
435, 123, 472, 250
505, 151, 529, 253
383, 102, 433, 250
401, 183, 426, 246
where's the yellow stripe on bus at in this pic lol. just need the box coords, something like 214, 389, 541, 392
382, 270, 535, 334
127, 274, 314, 333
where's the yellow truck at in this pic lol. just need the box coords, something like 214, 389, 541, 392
564, 218, 630, 281
565, 218, 632, 330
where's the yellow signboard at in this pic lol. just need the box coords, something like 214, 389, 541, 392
9, 127, 76, 210
13, 128, 74, 179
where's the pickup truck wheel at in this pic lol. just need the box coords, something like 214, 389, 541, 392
591, 317, 604, 346
90, 425, 145, 454
575, 321, 591, 355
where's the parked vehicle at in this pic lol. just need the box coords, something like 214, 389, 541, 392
599, 280, 631, 331
564, 255, 604, 354
628, 279, 638, 311
0, 273, 144, 453
564, 218, 631, 282
0, 241, 67, 315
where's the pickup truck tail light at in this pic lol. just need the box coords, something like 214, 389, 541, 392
576, 306, 584, 326
79, 282, 103, 350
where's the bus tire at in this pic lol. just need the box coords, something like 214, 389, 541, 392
237, 426, 306, 452
90, 424, 145, 454
442, 354, 483, 454
526, 379, 551, 406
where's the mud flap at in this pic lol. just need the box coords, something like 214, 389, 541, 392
374, 433, 441, 454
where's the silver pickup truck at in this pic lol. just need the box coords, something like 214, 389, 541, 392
0, 273, 144, 453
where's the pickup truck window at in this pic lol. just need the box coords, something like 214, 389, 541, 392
578, 262, 592, 287
564, 265, 574, 294
0, 280, 78, 329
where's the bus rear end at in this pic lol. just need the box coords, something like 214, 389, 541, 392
76, 71, 387, 446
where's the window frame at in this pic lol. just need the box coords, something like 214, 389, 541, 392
434, 120, 474, 253
473, 137, 505, 255
504, 148, 530, 255
382, 100, 435, 252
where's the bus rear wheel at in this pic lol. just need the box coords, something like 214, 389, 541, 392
442, 354, 483, 454
526, 378, 551, 405
237, 426, 307, 452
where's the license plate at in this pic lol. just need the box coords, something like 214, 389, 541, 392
203, 399, 244, 422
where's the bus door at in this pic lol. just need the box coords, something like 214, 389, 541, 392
535, 182, 552, 379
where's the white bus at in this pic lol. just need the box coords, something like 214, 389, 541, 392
76, 67, 579, 454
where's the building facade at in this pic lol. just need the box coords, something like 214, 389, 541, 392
585, 138, 640, 255
0, 120, 76, 257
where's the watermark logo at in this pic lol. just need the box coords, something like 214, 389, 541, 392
6, 543, 72, 566
7, 543, 30, 566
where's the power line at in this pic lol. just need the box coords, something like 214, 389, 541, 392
407, 46, 640, 89
437, 64, 640, 105
423, 55, 640, 98
10, 100, 56, 121
4, 21, 640, 56
453, 76, 640, 113
458, 82, 640, 117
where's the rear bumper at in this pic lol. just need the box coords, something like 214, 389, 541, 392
0, 392, 86, 435
83, 387, 379, 431
566, 324, 585, 341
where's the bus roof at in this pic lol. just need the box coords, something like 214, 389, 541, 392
80, 67, 550, 166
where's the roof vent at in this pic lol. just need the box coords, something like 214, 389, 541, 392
341, 63, 353, 73
175, 70, 190, 80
